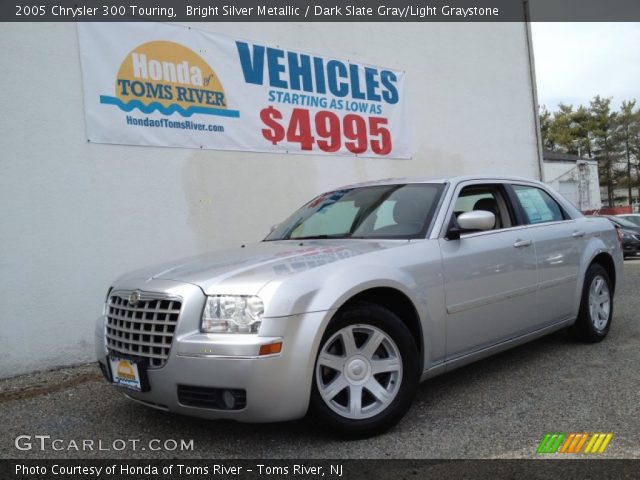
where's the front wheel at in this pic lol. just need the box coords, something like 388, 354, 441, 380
569, 263, 613, 342
310, 302, 419, 437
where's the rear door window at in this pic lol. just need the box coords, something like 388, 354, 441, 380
512, 185, 566, 225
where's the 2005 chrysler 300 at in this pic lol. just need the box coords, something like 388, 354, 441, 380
96, 175, 623, 435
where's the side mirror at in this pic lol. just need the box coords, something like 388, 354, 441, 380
447, 211, 495, 240
458, 211, 495, 231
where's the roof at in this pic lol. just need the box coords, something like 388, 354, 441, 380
543, 149, 597, 163
342, 174, 544, 188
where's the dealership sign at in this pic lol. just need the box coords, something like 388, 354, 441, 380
78, 23, 410, 158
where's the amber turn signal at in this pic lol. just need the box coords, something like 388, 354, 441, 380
259, 342, 283, 356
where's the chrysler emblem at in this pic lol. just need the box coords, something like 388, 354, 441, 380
128, 290, 141, 306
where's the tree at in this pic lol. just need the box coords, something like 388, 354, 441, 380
632, 110, 640, 195
589, 96, 621, 207
539, 96, 640, 207
618, 100, 638, 206
570, 105, 594, 158
539, 106, 554, 150
548, 103, 575, 153
540, 103, 594, 157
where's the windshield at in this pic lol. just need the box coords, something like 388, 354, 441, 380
265, 183, 445, 241
616, 216, 640, 227
610, 216, 639, 228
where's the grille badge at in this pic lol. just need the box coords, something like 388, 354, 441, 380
128, 290, 141, 306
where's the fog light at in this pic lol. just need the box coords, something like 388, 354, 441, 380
221, 390, 236, 409
259, 342, 283, 356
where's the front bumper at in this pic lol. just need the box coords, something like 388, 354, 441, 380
622, 239, 640, 256
95, 280, 331, 423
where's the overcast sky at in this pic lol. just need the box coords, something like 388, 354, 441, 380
531, 23, 640, 112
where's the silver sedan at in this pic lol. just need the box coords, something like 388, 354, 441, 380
95, 175, 623, 436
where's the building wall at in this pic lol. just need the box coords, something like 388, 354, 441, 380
544, 160, 602, 211
0, 22, 541, 378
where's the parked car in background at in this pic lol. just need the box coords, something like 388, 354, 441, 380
617, 213, 640, 227
602, 215, 640, 233
96, 176, 623, 436
594, 215, 640, 258
618, 230, 640, 258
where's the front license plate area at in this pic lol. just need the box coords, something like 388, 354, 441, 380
107, 356, 150, 392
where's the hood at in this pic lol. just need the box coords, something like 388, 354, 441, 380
116, 239, 405, 295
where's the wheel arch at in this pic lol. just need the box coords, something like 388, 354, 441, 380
332, 286, 424, 371
574, 228, 621, 316
589, 252, 617, 294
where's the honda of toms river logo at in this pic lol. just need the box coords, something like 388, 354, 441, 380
116, 361, 136, 382
537, 432, 613, 454
100, 41, 240, 118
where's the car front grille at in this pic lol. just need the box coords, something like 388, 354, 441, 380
105, 292, 181, 368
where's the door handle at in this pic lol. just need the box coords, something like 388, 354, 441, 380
572, 230, 586, 238
513, 239, 532, 248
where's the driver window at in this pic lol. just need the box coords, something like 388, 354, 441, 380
453, 186, 513, 230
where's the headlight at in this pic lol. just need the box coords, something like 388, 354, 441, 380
103, 287, 113, 315
201, 295, 264, 334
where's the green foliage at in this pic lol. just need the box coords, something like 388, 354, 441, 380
540, 96, 640, 206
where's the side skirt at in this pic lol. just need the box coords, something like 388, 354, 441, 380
419, 318, 574, 382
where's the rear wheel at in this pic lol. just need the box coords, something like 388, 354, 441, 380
310, 302, 419, 437
569, 263, 613, 342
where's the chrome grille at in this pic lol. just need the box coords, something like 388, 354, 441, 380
105, 293, 181, 368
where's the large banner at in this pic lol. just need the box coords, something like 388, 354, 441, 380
77, 23, 410, 158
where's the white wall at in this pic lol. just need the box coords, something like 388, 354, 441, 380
0, 22, 540, 378
544, 160, 602, 211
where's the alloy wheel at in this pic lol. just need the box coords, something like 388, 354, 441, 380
315, 324, 403, 420
588, 275, 611, 331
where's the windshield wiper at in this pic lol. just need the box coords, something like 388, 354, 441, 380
290, 234, 349, 240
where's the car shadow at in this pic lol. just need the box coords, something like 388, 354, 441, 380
127, 328, 576, 443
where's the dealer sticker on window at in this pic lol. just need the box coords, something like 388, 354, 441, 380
108, 357, 142, 391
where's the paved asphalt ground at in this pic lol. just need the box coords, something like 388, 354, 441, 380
1, 260, 639, 459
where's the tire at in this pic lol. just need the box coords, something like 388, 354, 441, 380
569, 263, 614, 342
310, 302, 419, 437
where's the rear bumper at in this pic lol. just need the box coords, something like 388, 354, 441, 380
95, 309, 329, 423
